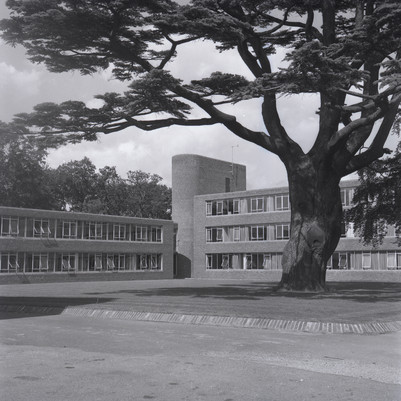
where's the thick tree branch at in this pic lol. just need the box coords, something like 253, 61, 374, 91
157, 35, 199, 69
256, 10, 323, 41
344, 95, 401, 174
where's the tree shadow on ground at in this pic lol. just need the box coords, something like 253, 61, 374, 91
0, 296, 114, 320
84, 282, 401, 304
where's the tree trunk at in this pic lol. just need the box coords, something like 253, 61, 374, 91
278, 161, 343, 292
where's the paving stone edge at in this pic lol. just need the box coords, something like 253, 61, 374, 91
1, 304, 400, 335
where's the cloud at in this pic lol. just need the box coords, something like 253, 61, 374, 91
0, 62, 43, 120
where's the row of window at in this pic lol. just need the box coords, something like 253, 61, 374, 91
205, 188, 355, 216
205, 252, 401, 270
206, 194, 290, 216
206, 253, 283, 270
206, 225, 291, 242
0, 252, 163, 273
0, 216, 163, 242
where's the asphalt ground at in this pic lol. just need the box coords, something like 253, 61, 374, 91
1, 279, 401, 334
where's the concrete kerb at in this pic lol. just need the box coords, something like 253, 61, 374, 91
1, 304, 400, 335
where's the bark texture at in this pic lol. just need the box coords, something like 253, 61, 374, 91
278, 160, 343, 291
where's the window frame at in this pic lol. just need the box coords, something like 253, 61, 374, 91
276, 224, 290, 240
33, 253, 49, 272
233, 226, 241, 242
113, 223, 126, 240
233, 199, 240, 214
206, 228, 212, 243
62, 221, 77, 239
251, 197, 264, 213
251, 225, 265, 241
1, 253, 20, 273
362, 252, 372, 269
33, 219, 51, 237
136, 225, 148, 242
1, 217, 19, 236
216, 201, 224, 215
387, 252, 401, 269
88, 222, 103, 240
206, 201, 213, 216
275, 194, 290, 211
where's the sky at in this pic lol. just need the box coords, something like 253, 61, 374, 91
0, 2, 397, 190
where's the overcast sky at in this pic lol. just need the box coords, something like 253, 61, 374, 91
0, 2, 397, 189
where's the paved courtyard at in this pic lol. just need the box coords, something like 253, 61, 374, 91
1, 279, 400, 334
1, 279, 401, 400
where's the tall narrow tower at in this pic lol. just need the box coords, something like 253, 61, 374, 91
172, 154, 246, 277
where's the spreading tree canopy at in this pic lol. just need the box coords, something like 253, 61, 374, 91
1, 0, 400, 290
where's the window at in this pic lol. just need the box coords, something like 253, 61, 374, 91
88, 254, 103, 271
33, 219, 51, 237
340, 222, 347, 238
341, 188, 355, 207
233, 227, 240, 242
263, 254, 272, 270
387, 252, 401, 269
62, 221, 77, 238
137, 254, 161, 270
207, 199, 240, 216
275, 194, 290, 211
251, 198, 264, 212
0, 253, 19, 273
205, 254, 230, 269
276, 224, 290, 240
139, 255, 148, 269
150, 255, 159, 270
113, 224, 126, 240
251, 226, 265, 241
206, 201, 212, 216
88, 222, 103, 239
107, 255, 116, 270
362, 252, 371, 269
61, 254, 76, 271
221, 254, 230, 269
244, 253, 268, 269
233, 199, 240, 214
136, 226, 148, 242
338, 253, 348, 269
206, 228, 223, 242
150, 227, 162, 242
33, 254, 49, 272
1, 217, 19, 236
206, 254, 213, 269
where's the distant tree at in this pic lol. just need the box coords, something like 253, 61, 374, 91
0, 135, 172, 218
346, 145, 401, 246
125, 171, 172, 219
0, 130, 59, 209
1, 1, 400, 290
54, 161, 172, 218
52, 157, 99, 211
88, 165, 129, 216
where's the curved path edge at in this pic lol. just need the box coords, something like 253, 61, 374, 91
1, 304, 401, 335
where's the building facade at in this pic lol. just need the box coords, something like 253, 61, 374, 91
0, 206, 176, 283
172, 154, 246, 277
173, 154, 401, 280
1, 153, 400, 284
